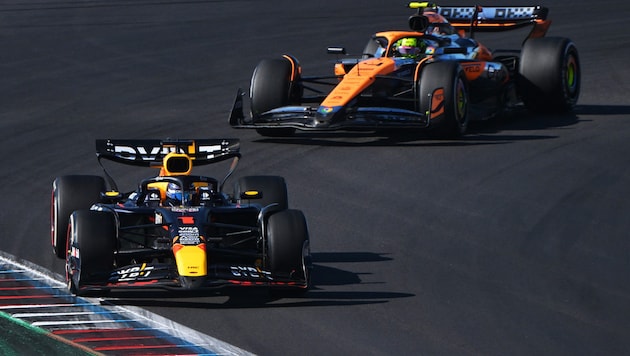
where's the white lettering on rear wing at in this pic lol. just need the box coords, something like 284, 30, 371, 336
438, 6, 541, 21
96, 139, 240, 166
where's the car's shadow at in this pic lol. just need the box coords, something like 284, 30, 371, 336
100, 252, 413, 309
248, 104, 629, 147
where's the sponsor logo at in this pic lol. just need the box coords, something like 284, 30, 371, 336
462, 63, 482, 73
171, 207, 200, 213
492, 8, 536, 19
318, 106, 334, 114
178, 226, 200, 245
230, 266, 273, 280
440, 7, 536, 20
117, 265, 154, 282
111, 143, 225, 161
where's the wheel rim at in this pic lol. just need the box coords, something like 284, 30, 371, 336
455, 78, 467, 125
565, 54, 579, 97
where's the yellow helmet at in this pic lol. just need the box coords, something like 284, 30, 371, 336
396, 37, 424, 59
400, 38, 417, 47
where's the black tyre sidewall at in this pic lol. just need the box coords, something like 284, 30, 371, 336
266, 209, 309, 280
250, 57, 298, 137
250, 58, 293, 118
67, 210, 116, 295
418, 61, 469, 138
518, 37, 580, 113
51, 175, 105, 259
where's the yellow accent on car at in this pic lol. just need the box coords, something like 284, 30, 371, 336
174, 245, 207, 277
408, 2, 433, 9
161, 152, 192, 176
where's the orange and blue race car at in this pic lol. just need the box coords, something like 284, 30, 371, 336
229, 2, 580, 138
51, 139, 311, 296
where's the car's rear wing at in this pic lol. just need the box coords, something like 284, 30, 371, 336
409, 2, 550, 37
96, 138, 240, 167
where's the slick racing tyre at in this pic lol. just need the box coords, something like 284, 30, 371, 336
234, 175, 288, 211
250, 56, 301, 137
418, 61, 469, 139
266, 209, 311, 296
51, 175, 105, 259
66, 210, 116, 296
518, 37, 580, 113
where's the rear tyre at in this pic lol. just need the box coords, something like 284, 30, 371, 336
234, 175, 288, 211
250, 57, 300, 137
518, 37, 580, 113
51, 175, 105, 259
418, 61, 469, 139
266, 209, 311, 296
66, 210, 116, 296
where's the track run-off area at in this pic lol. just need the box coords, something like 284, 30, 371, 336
0, 252, 250, 355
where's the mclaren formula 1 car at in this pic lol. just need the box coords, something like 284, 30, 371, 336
229, 2, 580, 138
50, 139, 311, 296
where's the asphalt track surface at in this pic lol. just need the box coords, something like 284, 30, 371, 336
2, 0, 630, 355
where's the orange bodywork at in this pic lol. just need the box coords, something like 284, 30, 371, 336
429, 88, 445, 119
323, 30, 495, 109
282, 54, 300, 81
321, 57, 398, 108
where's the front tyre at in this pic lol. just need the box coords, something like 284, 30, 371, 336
51, 175, 105, 259
266, 209, 311, 296
418, 61, 469, 139
66, 210, 116, 296
250, 57, 301, 137
518, 37, 580, 113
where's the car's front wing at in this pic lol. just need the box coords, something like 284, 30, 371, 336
77, 263, 308, 293
229, 89, 430, 131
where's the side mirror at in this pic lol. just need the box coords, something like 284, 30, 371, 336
327, 47, 347, 55
199, 186, 213, 204
144, 188, 162, 203
240, 190, 262, 200
100, 190, 123, 203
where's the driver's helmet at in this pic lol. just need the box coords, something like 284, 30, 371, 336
394, 37, 425, 59
165, 182, 194, 205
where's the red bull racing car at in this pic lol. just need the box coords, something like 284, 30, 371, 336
51, 139, 311, 296
229, 2, 580, 138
